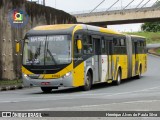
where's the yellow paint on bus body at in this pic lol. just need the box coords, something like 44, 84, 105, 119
22, 66, 33, 75
22, 63, 73, 79
112, 55, 128, 80
73, 62, 85, 87
33, 24, 75, 31
100, 28, 122, 35
23, 24, 85, 87
22, 24, 147, 88
132, 54, 147, 77
41, 63, 73, 79
72, 24, 85, 87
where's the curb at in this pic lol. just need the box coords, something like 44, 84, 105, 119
0, 84, 24, 92
148, 52, 160, 57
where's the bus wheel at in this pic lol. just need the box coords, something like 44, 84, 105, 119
136, 66, 142, 79
113, 69, 121, 85
82, 72, 92, 91
41, 87, 52, 93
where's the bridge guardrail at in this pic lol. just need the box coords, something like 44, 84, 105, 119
74, 6, 159, 17
72, 3, 159, 17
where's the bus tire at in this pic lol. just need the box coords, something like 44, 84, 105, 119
41, 87, 52, 93
113, 69, 121, 85
82, 72, 92, 91
135, 66, 142, 79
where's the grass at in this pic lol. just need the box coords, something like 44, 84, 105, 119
156, 48, 160, 54
0, 79, 22, 87
126, 32, 160, 44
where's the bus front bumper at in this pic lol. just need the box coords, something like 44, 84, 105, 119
22, 73, 73, 87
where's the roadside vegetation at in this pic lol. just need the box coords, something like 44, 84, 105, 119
126, 32, 160, 44
156, 48, 160, 54
0, 79, 22, 87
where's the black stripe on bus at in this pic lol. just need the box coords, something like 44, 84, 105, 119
23, 64, 70, 74
73, 54, 93, 68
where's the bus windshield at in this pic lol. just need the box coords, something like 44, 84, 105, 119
23, 35, 71, 66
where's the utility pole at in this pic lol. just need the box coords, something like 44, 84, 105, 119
121, 0, 122, 10
55, 0, 56, 8
43, 0, 45, 6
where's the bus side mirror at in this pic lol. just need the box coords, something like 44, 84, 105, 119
77, 39, 82, 50
16, 42, 20, 53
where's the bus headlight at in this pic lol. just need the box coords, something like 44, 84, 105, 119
24, 74, 28, 77
63, 72, 71, 78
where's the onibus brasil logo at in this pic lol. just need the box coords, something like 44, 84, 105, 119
8, 9, 29, 28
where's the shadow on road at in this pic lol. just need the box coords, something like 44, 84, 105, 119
30, 76, 146, 95
121, 76, 146, 84
32, 83, 111, 95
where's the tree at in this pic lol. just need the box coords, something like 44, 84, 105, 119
141, 1, 160, 32
152, 1, 160, 8
141, 22, 160, 32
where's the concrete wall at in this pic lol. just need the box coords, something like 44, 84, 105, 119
0, 0, 77, 80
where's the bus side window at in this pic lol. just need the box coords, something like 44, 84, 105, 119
83, 35, 93, 54
113, 37, 126, 55
105, 37, 113, 55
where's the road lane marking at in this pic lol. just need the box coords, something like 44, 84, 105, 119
25, 99, 160, 111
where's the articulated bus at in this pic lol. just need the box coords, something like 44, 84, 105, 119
21, 24, 147, 93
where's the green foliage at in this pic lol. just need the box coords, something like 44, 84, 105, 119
152, 1, 160, 7
141, 1, 160, 32
126, 32, 160, 44
0, 79, 22, 86
156, 48, 160, 54
141, 22, 160, 32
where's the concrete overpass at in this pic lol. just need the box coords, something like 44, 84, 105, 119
74, 6, 160, 26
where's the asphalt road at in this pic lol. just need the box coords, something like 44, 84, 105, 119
0, 54, 160, 119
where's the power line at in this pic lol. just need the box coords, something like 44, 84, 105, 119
43, 0, 45, 6
90, 0, 105, 13
135, 0, 145, 8
106, 0, 119, 11
141, 0, 150, 8
123, 0, 135, 10
151, 0, 159, 7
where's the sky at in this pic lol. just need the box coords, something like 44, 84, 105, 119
33, 0, 158, 32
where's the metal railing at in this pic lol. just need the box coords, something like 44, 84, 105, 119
71, 1, 159, 15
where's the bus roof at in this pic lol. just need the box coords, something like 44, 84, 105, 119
31, 24, 122, 35
33, 24, 76, 31
130, 35, 146, 39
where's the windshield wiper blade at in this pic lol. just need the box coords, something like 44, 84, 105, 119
34, 42, 41, 58
47, 49, 57, 65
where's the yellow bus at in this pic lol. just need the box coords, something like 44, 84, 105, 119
21, 24, 147, 93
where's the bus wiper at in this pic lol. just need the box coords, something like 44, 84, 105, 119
34, 42, 41, 58
47, 49, 57, 65
31, 42, 41, 65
